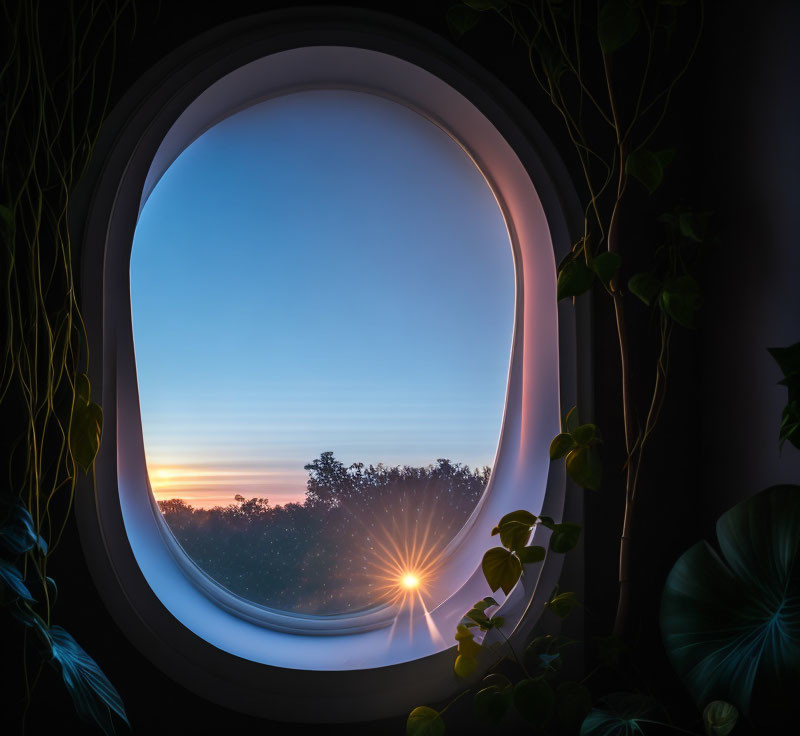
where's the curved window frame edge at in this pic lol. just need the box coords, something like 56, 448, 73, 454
73, 7, 587, 724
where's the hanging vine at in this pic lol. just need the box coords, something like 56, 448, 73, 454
0, 1, 136, 733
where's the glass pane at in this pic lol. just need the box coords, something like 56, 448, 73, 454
131, 90, 514, 615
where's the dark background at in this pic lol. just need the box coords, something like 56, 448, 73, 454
3, 1, 798, 734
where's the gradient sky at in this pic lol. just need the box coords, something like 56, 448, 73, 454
131, 90, 515, 508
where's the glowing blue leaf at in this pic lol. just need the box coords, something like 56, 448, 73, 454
0, 504, 47, 555
580, 692, 662, 735
661, 485, 800, 720
0, 559, 33, 601
49, 626, 130, 735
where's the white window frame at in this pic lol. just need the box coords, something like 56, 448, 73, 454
74, 8, 585, 723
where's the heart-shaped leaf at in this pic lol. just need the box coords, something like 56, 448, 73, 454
0, 559, 34, 601
0, 504, 47, 555
598, 0, 640, 53
703, 701, 738, 736
474, 684, 510, 723
550, 432, 577, 460
566, 445, 602, 490
549, 522, 582, 553
628, 273, 660, 307
454, 653, 478, 678
558, 259, 595, 300
660, 274, 700, 328
482, 547, 522, 595
407, 706, 445, 736
446, 5, 480, 39
590, 252, 622, 284
626, 149, 664, 194
556, 681, 592, 731
513, 678, 555, 726
660, 485, 800, 723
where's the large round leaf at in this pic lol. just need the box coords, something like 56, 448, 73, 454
660, 485, 800, 722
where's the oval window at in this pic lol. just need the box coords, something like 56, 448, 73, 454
130, 90, 515, 616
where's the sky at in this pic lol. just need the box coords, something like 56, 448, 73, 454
131, 90, 515, 509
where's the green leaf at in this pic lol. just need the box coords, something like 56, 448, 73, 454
0, 204, 13, 236
518, 545, 546, 564
538, 516, 556, 530
454, 654, 478, 678
626, 149, 664, 193
779, 400, 800, 450
660, 485, 800, 721
75, 373, 91, 408
446, 5, 480, 39
556, 681, 592, 731
660, 274, 700, 327
564, 406, 579, 433
482, 547, 523, 595
513, 678, 555, 726
70, 401, 103, 473
557, 259, 594, 300
497, 510, 537, 527
565, 445, 602, 490
580, 692, 664, 735
703, 701, 739, 736
546, 590, 579, 618
590, 252, 622, 284
549, 522, 582, 553
497, 521, 532, 552
572, 423, 598, 446
550, 432, 576, 460
678, 211, 704, 242
407, 706, 445, 736
458, 635, 482, 659
598, 0, 640, 53
474, 685, 509, 724
496, 511, 537, 552
768, 342, 800, 380
628, 273, 661, 306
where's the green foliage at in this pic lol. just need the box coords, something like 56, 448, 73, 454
513, 677, 555, 726
545, 588, 580, 618
481, 547, 522, 595
598, 0, 640, 53
702, 701, 738, 736
550, 408, 603, 490
549, 522, 582, 553
659, 274, 700, 327
768, 341, 800, 450
407, 706, 445, 736
661, 485, 800, 718
591, 252, 622, 284
454, 654, 478, 678
517, 545, 546, 563
556, 681, 593, 731
474, 674, 512, 723
69, 374, 103, 473
558, 257, 595, 300
626, 149, 670, 194
446, 5, 480, 39
627, 273, 660, 306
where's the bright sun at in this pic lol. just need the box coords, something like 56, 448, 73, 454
401, 573, 421, 590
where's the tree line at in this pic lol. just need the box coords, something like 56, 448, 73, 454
158, 452, 490, 614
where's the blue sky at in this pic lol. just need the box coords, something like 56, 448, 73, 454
131, 90, 515, 508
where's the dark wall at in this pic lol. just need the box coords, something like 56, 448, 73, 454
4, 2, 797, 734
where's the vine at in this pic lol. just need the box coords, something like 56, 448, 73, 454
0, 1, 136, 733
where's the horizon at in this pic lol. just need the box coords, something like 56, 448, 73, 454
131, 89, 514, 510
